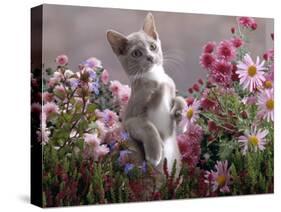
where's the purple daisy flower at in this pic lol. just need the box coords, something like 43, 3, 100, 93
118, 150, 131, 166
89, 69, 97, 80
69, 78, 80, 89
120, 131, 129, 141
91, 80, 100, 95
141, 161, 147, 173
124, 163, 134, 175
83, 57, 102, 69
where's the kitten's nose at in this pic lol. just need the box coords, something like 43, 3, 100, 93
147, 55, 154, 63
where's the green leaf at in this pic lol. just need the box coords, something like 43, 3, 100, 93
87, 103, 97, 113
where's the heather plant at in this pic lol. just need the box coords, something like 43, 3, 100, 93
31, 16, 273, 207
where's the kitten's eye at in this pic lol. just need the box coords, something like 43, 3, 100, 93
150, 43, 157, 51
131, 49, 143, 58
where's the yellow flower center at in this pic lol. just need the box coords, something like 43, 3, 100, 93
248, 135, 259, 146
264, 80, 273, 89
247, 65, 257, 77
266, 99, 274, 110
186, 108, 193, 120
216, 175, 226, 186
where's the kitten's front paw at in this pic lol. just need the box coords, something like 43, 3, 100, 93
174, 110, 183, 123
171, 96, 186, 124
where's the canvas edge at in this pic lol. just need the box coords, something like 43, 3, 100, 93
31, 4, 43, 208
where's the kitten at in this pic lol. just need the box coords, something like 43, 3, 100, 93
107, 13, 185, 174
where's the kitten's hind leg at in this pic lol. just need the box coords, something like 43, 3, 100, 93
125, 117, 163, 166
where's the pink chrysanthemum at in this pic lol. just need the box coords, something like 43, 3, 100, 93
238, 127, 268, 155
200, 97, 217, 111
231, 37, 244, 48
192, 83, 200, 92
257, 89, 274, 122
231, 64, 239, 81
203, 41, 216, 53
177, 123, 203, 169
200, 53, 215, 69
204, 161, 231, 193
236, 54, 266, 92
209, 59, 232, 86
186, 97, 194, 106
239, 17, 257, 30
217, 40, 236, 61
263, 49, 274, 61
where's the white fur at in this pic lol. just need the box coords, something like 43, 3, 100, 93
144, 65, 172, 134
144, 65, 181, 171
164, 131, 181, 172
142, 65, 170, 83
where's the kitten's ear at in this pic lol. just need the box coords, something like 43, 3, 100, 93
107, 30, 128, 55
143, 13, 158, 40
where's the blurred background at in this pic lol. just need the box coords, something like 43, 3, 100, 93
42, 4, 274, 92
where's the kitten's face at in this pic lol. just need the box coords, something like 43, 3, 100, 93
107, 13, 163, 77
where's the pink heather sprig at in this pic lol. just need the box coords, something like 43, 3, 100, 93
109, 80, 131, 119
43, 102, 59, 119
101, 69, 109, 85
83, 133, 110, 161
94, 108, 128, 146
42, 92, 54, 103
95, 108, 119, 128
